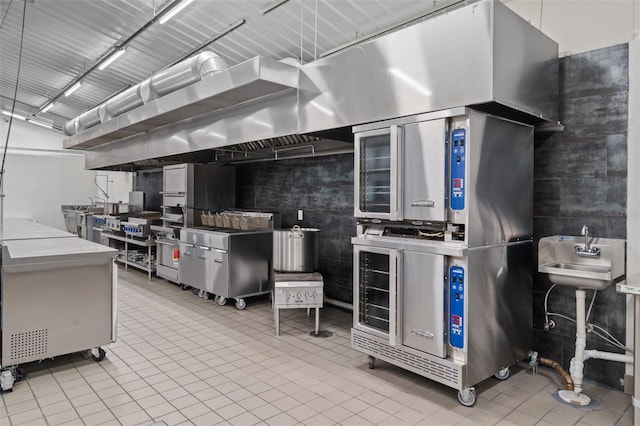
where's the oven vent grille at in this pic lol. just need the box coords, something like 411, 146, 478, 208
10, 329, 48, 361
352, 331, 460, 387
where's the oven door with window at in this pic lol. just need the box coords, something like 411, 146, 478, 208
353, 245, 402, 345
353, 244, 446, 358
354, 127, 400, 220
354, 119, 447, 222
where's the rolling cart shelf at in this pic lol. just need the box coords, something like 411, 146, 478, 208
106, 234, 155, 280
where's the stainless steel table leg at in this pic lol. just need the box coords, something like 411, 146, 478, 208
307, 308, 310, 318
275, 308, 280, 336
148, 244, 152, 280
124, 241, 128, 272
315, 307, 319, 335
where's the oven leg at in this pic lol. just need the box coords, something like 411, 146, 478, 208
315, 307, 319, 335
275, 307, 280, 336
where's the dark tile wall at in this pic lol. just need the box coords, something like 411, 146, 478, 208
236, 154, 356, 302
533, 44, 628, 389
134, 170, 162, 211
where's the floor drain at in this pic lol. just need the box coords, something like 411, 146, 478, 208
310, 330, 333, 338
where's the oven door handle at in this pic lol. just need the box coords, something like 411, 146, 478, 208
410, 200, 436, 207
388, 250, 402, 347
181, 243, 194, 256
390, 124, 403, 221
156, 240, 176, 246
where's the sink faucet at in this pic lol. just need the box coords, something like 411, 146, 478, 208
575, 224, 601, 257
582, 225, 590, 250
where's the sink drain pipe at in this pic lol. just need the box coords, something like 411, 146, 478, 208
561, 288, 634, 406
538, 357, 574, 391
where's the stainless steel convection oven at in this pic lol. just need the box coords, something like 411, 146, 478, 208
351, 108, 534, 407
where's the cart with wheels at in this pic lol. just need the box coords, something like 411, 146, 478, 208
0, 219, 118, 392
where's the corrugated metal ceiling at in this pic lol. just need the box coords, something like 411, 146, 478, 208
0, 0, 462, 131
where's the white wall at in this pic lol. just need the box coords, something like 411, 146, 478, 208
502, 0, 640, 55
0, 118, 132, 229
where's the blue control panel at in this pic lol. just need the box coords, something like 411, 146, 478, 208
449, 266, 465, 349
450, 129, 466, 210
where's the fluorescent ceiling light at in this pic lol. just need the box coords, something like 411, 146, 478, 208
159, 0, 194, 24
41, 102, 55, 113
64, 82, 82, 97
261, 0, 290, 15
26, 119, 53, 129
2, 110, 26, 120
98, 47, 127, 71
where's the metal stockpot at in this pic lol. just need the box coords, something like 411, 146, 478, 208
273, 225, 320, 272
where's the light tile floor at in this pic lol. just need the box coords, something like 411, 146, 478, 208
1, 266, 634, 425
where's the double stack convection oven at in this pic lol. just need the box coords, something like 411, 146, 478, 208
351, 107, 533, 406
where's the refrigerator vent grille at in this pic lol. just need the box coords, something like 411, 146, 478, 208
352, 332, 460, 386
10, 329, 48, 361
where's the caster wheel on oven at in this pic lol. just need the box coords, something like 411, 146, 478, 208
215, 295, 227, 306
91, 347, 106, 362
14, 367, 25, 383
235, 299, 247, 310
457, 387, 477, 407
180, 284, 190, 291
367, 356, 376, 369
494, 367, 510, 381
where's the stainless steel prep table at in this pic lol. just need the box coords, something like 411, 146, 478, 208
0, 220, 118, 392
105, 233, 155, 280
179, 227, 272, 309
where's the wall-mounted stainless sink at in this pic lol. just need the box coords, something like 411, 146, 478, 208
538, 236, 626, 290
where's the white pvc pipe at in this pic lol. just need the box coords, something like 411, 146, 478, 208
584, 349, 633, 364
572, 289, 588, 394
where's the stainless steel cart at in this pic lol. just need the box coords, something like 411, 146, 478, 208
0, 219, 118, 392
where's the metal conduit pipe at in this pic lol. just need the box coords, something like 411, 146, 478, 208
323, 297, 353, 311
539, 357, 574, 391
64, 51, 228, 135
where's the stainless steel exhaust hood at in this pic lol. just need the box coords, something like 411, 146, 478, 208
65, 0, 558, 171
64, 56, 299, 151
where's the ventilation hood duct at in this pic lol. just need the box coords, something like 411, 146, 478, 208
64, 51, 229, 136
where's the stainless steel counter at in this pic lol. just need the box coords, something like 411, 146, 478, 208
0, 219, 73, 241
179, 227, 272, 309
0, 219, 118, 390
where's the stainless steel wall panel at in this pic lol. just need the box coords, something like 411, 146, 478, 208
465, 111, 534, 247
464, 243, 532, 386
